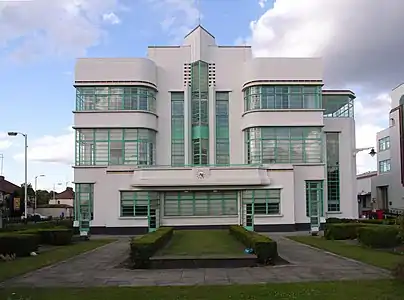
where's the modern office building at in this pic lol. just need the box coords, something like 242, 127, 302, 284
73, 26, 358, 235
372, 83, 404, 213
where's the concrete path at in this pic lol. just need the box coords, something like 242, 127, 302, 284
0, 234, 391, 287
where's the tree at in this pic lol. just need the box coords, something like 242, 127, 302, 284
20, 183, 35, 207
35, 189, 52, 205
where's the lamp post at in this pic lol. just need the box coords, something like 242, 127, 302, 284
53, 182, 63, 202
353, 147, 376, 157
34, 174, 45, 213
0, 153, 3, 176
8, 132, 28, 219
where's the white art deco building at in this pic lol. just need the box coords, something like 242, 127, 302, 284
73, 26, 358, 234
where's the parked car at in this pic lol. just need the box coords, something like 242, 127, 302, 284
21, 213, 49, 221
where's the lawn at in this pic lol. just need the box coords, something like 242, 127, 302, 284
288, 236, 403, 270
157, 230, 246, 257
2, 280, 404, 300
0, 239, 115, 282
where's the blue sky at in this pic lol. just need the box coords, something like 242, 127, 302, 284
0, 0, 271, 191
1, 0, 402, 190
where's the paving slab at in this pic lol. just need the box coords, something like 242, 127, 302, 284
0, 234, 391, 287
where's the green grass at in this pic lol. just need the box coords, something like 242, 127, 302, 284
157, 230, 246, 257
1, 280, 404, 300
0, 239, 115, 282
288, 236, 403, 270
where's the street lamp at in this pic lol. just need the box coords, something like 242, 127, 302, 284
34, 174, 45, 213
353, 147, 376, 157
53, 182, 63, 202
8, 132, 28, 219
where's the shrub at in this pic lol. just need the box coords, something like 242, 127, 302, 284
130, 227, 173, 268
324, 223, 367, 240
326, 218, 357, 224
0, 233, 39, 257
229, 225, 278, 264
393, 259, 404, 281
360, 219, 397, 225
1, 219, 73, 233
357, 225, 400, 248
18, 227, 73, 245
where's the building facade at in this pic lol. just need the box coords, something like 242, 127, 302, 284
357, 171, 377, 216
372, 83, 404, 212
73, 26, 358, 234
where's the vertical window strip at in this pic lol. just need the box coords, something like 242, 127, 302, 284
171, 92, 185, 166
215, 92, 229, 165
74, 183, 94, 221
326, 132, 340, 212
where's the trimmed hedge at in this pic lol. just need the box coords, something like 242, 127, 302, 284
130, 227, 173, 268
18, 227, 73, 245
229, 225, 278, 264
0, 219, 73, 233
357, 225, 401, 248
326, 217, 397, 225
0, 233, 40, 257
324, 223, 368, 240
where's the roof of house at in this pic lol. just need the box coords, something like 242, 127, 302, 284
55, 187, 74, 199
0, 176, 20, 194
357, 171, 378, 179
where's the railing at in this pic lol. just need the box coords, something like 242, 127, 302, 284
133, 163, 265, 169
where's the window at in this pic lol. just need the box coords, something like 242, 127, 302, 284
74, 183, 94, 221
216, 92, 230, 165
242, 189, 281, 215
326, 132, 340, 212
244, 127, 323, 164
164, 191, 238, 216
191, 61, 209, 166
305, 181, 324, 217
379, 159, 391, 174
75, 128, 156, 166
76, 86, 156, 112
120, 191, 158, 217
171, 92, 185, 166
378, 136, 390, 152
244, 85, 322, 111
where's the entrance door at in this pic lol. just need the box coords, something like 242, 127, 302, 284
148, 195, 160, 232
243, 203, 254, 231
306, 181, 323, 232
78, 204, 91, 237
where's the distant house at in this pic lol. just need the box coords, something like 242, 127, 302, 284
49, 187, 74, 206
0, 175, 19, 200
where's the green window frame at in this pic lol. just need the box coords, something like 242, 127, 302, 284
191, 61, 209, 165
242, 189, 281, 215
171, 92, 185, 166
164, 191, 238, 216
74, 183, 94, 221
75, 128, 156, 166
378, 136, 390, 152
379, 159, 391, 173
305, 181, 324, 217
120, 191, 159, 217
244, 127, 323, 164
215, 92, 230, 165
244, 85, 322, 111
323, 94, 354, 118
326, 132, 340, 212
75, 86, 157, 112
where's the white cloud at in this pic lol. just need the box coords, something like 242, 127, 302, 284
248, 0, 404, 173
258, 0, 267, 8
0, 132, 12, 150
14, 128, 74, 165
148, 0, 200, 42
102, 12, 120, 24
0, 0, 122, 61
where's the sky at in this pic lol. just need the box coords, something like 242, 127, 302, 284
0, 0, 403, 191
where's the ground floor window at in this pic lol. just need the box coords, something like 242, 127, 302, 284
242, 189, 281, 215
164, 191, 238, 216
305, 180, 324, 217
74, 183, 94, 221
120, 191, 158, 217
